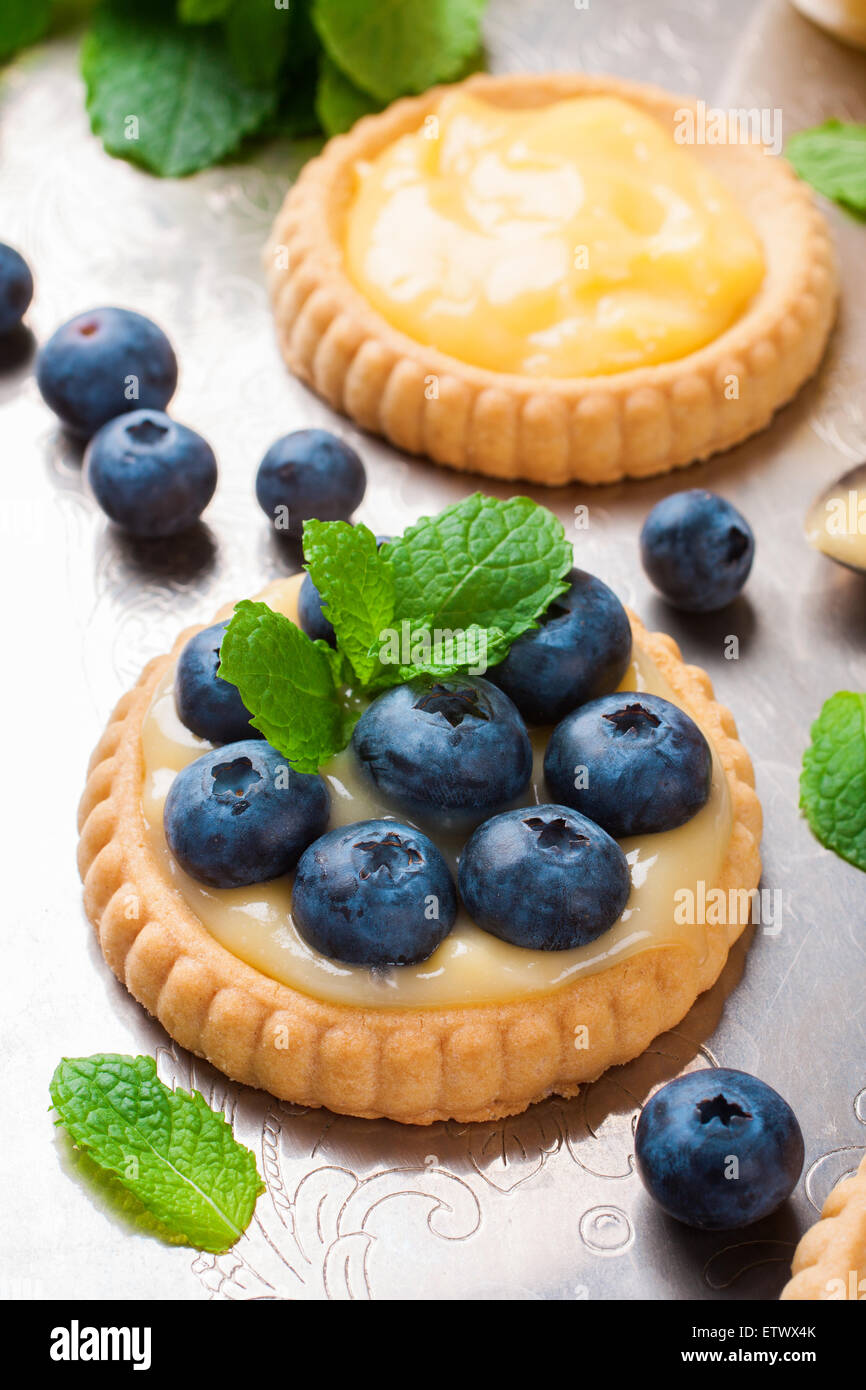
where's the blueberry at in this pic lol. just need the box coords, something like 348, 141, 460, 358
298, 533, 391, 647
640, 490, 754, 612
489, 568, 632, 724
458, 805, 630, 950
85, 409, 217, 537
352, 676, 532, 827
544, 691, 712, 836
635, 1068, 804, 1230
0, 244, 33, 336
164, 740, 329, 888
36, 306, 177, 437
298, 572, 336, 645
256, 429, 366, 537
292, 819, 457, 966
175, 621, 263, 744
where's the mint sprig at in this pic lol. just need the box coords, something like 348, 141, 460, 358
0, 0, 52, 61
800, 691, 866, 873
6, 3, 490, 171
220, 494, 574, 773
303, 521, 395, 687
316, 52, 380, 138
49, 1054, 264, 1254
786, 121, 866, 219
312, 0, 486, 105
218, 599, 351, 773
378, 620, 511, 684
383, 493, 572, 641
81, 6, 277, 179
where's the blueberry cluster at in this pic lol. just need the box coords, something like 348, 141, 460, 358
1, 243, 366, 541
165, 562, 715, 967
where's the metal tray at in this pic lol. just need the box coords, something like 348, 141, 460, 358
1, 0, 864, 1301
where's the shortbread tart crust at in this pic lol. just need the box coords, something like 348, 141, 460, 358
266, 71, 837, 487
781, 1154, 866, 1301
77, 601, 761, 1126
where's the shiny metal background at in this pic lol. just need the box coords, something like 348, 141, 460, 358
1, 0, 864, 1302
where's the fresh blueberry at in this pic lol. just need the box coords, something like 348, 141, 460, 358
352, 676, 533, 827
175, 620, 263, 744
298, 533, 392, 646
640, 490, 754, 612
255, 429, 366, 537
85, 409, 217, 537
544, 691, 712, 836
634, 1068, 804, 1230
488, 568, 632, 724
36, 306, 177, 437
298, 572, 336, 645
164, 740, 329, 888
458, 805, 630, 950
0, 244, 33, 336
292, 818, 457, 966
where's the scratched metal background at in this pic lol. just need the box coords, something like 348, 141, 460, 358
1, 0, 864, 1302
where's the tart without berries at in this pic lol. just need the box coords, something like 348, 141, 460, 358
266, 72, 836, 485
78, 495, 761, 1124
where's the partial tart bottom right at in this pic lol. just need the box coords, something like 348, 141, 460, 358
781, 1153, 866, 1301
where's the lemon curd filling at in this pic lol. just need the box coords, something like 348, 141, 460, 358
343, 92, 765, 378
139, 577, 733, 1010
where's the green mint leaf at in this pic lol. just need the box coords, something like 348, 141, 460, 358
49, 1054, 264, 1254
786, 121, 866, 218
800, 691, 866, 873
224, 0, 291, 86
178, 0, 230, 23
316, 53, 381, 136
219, 599, 350, 772
381, 622, 510, 682
0, 0, 52, 61
382, 493, 572, 644
303, 521, 395, 686
312, 0, 487, 103
81, 7, 277, 177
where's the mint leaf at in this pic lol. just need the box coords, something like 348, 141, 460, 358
382, 494, 572, 644
316, 53, 381, 136
178, 0, 230, 22
219, 599, 350, 772
380, 621, 510, 682
312, 0, 487, 103
49, 1055, 264, 1254
81, 7, 277, 177
0, 0, 52, 61
786, 121, 866, 218
303, 521, 395, 686
224, 0, 291, 86
800, 691, 866, 873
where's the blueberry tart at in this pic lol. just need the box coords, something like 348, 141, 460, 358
79, 505, 761, 1124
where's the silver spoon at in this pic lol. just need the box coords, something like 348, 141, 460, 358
805, 461, 866, 574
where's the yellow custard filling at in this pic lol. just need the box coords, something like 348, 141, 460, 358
138, 576, 733, 1010
343, 92, 765, 378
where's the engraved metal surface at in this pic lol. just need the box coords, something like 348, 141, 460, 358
1, 0, 864, 1301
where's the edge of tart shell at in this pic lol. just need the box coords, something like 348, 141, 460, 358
265, 70, 838, 487
780, 1153, 866, 1301
77, 602, 762, 1126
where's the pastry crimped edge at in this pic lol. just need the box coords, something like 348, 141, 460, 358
265, 70, 837, 487
77, 582, 761, 1126
780, 1154, 866, 1301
